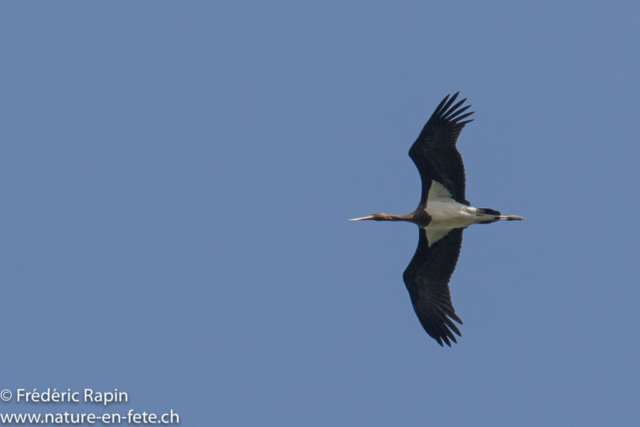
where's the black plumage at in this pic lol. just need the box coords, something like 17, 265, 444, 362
409, 92, 474, 206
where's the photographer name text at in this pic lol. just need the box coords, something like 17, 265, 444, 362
15, 388, 127, 406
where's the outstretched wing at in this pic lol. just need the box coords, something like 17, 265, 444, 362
409, 92, 474, 206
403, 227, 464, 346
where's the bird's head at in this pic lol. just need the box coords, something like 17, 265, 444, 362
349, 212, 395, 221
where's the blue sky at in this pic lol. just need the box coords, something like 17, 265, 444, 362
1, 2, 638, 426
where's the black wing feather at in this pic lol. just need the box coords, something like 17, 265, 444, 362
409, 92, 474, 206
403, 228, 464, 347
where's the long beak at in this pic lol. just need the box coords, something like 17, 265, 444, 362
349, 215, 375, 221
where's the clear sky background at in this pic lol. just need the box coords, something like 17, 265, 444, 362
1, 2, 638, 426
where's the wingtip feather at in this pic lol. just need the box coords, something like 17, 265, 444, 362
442, 99, 467, 120
433, 94, 451, 116
440, 92, 459, 116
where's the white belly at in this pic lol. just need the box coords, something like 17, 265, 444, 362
422, 180, 486, 246
426, 199, 478, 229
424, 180, 480, 229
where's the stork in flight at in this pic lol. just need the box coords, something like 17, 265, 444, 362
350, 92, 524, 347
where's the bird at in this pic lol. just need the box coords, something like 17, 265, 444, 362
350, 92, 524, 346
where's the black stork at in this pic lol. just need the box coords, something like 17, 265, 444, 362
350, 92, 524, 346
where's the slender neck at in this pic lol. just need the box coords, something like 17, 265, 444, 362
378, 210, 430, 227
376, 212, 417, 222
390, 213, 414, 221
350, 210, 427, 225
